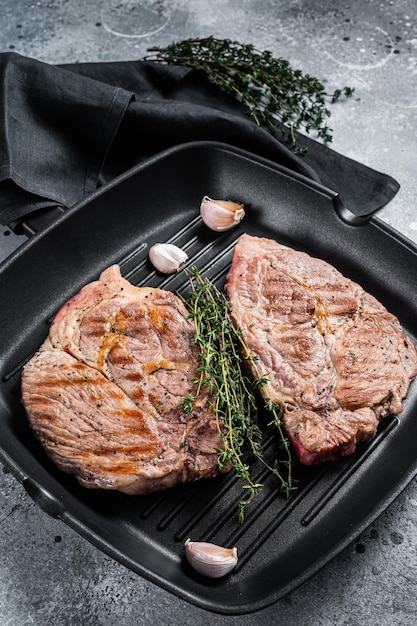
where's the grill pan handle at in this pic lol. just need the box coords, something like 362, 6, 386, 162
9, 205, 66, 237
22, 477, 65, 518
335, 200, 383, 226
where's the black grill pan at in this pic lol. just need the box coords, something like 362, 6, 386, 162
1, 141, 417, 615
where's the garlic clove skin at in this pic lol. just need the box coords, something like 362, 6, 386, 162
200, 196, 245, 232
148, 243, 188, 274
184, 538, 238, 578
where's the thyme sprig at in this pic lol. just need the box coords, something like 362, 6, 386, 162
180, 267, 295, 522
147, 36, 354, 151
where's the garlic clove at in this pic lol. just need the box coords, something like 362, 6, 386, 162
200, 196, 245, 232
184, 538, 238, 578
148, 243, 188, 274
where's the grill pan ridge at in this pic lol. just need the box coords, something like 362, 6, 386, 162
1, 142, 417, 614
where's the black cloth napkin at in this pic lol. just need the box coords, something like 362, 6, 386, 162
0, 52, 400, 227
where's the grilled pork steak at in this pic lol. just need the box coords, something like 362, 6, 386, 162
22, 265, 226, 494
226, 234, 417, 465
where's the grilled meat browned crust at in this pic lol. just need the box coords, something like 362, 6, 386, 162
22, 265, 226, 494
226, 234, 417, 464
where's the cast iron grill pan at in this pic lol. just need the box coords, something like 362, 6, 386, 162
1, 142, 417, 615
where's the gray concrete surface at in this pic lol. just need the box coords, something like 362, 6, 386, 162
1, 1, 417, 624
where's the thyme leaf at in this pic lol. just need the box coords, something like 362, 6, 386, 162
147, 36, 354, 152
180, 267, 296, 522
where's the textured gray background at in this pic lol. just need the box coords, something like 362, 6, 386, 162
1, 1, 417, 624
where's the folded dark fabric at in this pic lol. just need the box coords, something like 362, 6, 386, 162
0, 52, 399, 227
0, 53, 132, 225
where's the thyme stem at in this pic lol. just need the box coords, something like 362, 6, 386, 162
180, 267, 296, 522
147, 36, 354, 152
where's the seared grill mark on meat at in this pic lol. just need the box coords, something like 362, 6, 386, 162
226, 234, 417, 465
22, 266, 226, 494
